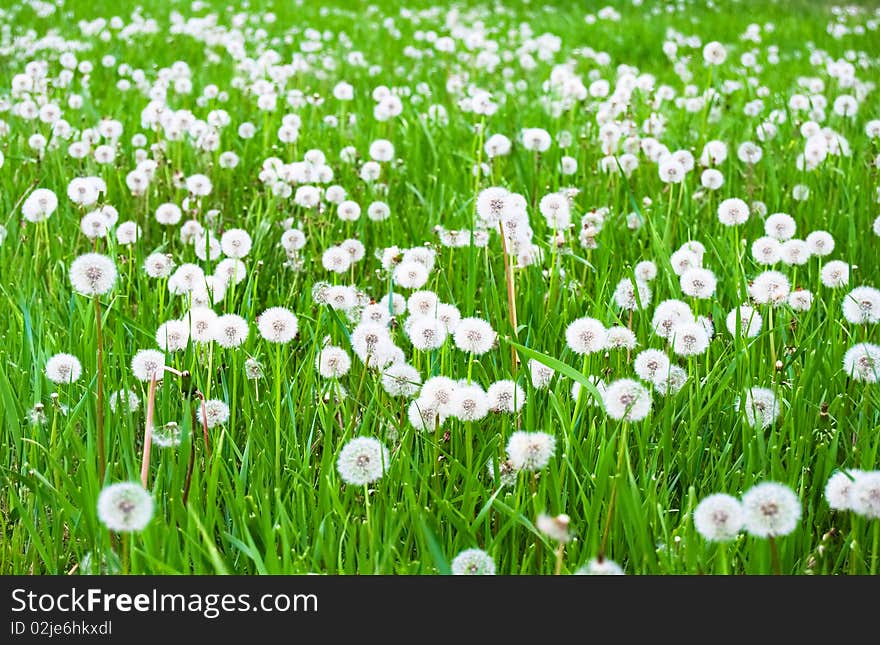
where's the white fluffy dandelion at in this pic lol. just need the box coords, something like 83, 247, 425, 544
842, 286, 880, 325
201, 399, 230, 428
602, 378, 652, 421
453, 317, 496, 355
850, 471, 880, 519
634, 349, 670, 382
529, 359, 555, 389
506, 431, 556, 471
69, 253, 117, 296
212, 314, 249, 348
451, 548, 496, 575
825, 470, 862, 511
693, 493, 745, 542
749, 270, 791, 306
131, 349, 165, 382
45, 353, 82, 384
565, 317, 608, 355
741, 482, 802, 537
487, 380, 526, 413
380, 362, 421, 397
257, 307, 298, 343
726, 304, 762, 338
575, 557, 624, 575
109, 389, 139, 413
843, 343, 880, 382
820, 261, 849, 289
336, 437, 390, 486
736, 387, 781, 428
717, 197, 749, 226
97, 482, 154, 532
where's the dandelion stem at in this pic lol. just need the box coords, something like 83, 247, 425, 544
871, 521, 879, 576
142, 365, 189, 488
497, 221, 520, 372
364, 483, 373, 568
195, 390, 210, 459
140, 370, 158, 489
554, 543, 565, 575
599, 422, 629, 558
182, 403, 197, 507
769, 536, 781, 575
717, 543, 729, 575
274, 342, 282, 485
94, 296, 106, 482
121, 533, 130, 575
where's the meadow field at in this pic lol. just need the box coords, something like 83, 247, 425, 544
1, 0, 879, 575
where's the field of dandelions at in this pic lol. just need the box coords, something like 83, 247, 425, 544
1, 0, 879, 576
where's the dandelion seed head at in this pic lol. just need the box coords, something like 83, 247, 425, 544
741, 482, 802, 538
825, 470, 863, 511
487, 380, 526, 413
451, 548, 496, 575
69, 253, 117, 296
45, 353, 82, 384
575, 557, 624, 575
97, 482, 153, 532
851, 471, 880, 519
506, 431, 556, 471
602, 378, 652, 421
337, 437, 390, 486
131, 349, 165, 382
694, 493, 744, 542
257, 307, 298, 343
842, 286, 880, 325
843, 342, 880, 382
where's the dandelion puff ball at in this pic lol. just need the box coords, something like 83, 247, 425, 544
97, 482, 154, 532
529, 359, 555, 389
22, 188, 59, 222
317, 346, 353, 379
392, 261, 429, 289
212, 313, 250, 348
575, 557, 624, 575
155, 320, 190, 352
453, 317, 496, 355
506, 431, 556, 471
69, 253, 117, 296
380, 362, 421, 397
565, 317, 608, 355
693, 493, 745, 542
201, 399, 230, 428
653, 365, 688, 396
717, 197, 749, 226
741, 482, 802, 538
613, 278, 652, 311
602, 378, 652, 421
726, 304, 763, 338
843, 343, 880, 383
825, 470, 862, 511
736, 387, 781, 428
451, 548, 496, 575
487, 380, 526, 413
45, 353, 82, 384
336, 437, 390, 486
220, 228, 252, 259
842, 286, 880, 325
109, 389, 140, 413
850, 471, 880, 519
131, 349, 165, 382
257, 307, 298, 343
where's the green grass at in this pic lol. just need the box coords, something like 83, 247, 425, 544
1, 0, 879, 575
